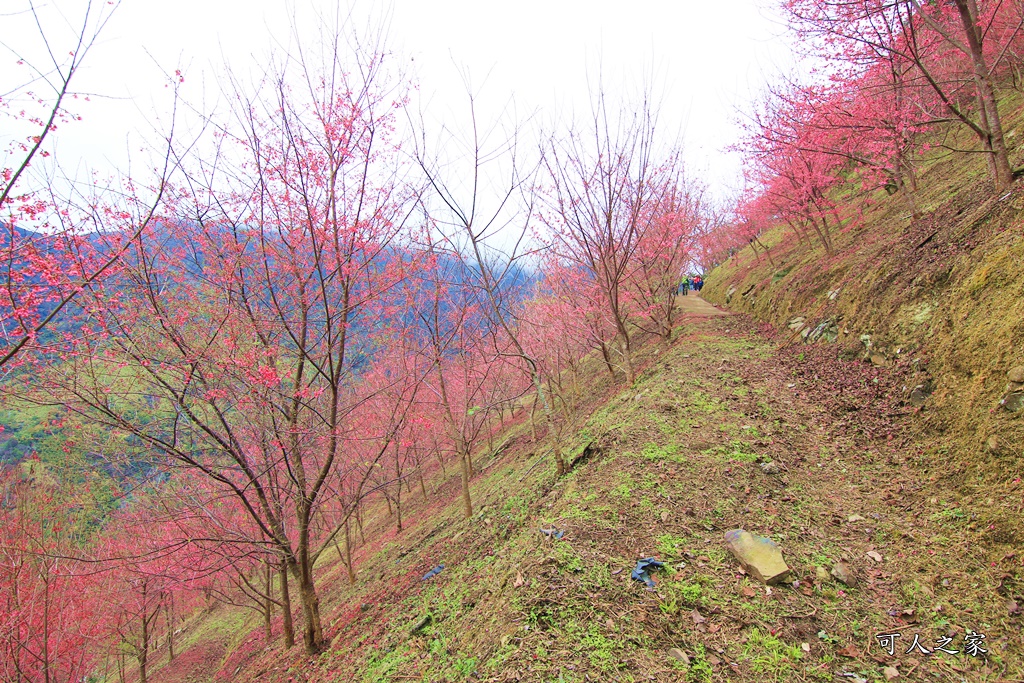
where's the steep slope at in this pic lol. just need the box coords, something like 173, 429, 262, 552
701, 107, 1024, 567
135, 299, 1019, 683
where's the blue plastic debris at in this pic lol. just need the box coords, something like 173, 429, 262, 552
539, 527, 565, 540
421, 565, 444, 581
630, 557, 665, 588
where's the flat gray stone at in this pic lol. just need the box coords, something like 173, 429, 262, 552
667, 648, 690, 665
1008, 366, 1024, 383
724, 529, 790, 585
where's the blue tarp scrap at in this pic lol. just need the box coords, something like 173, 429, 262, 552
539, 527, 565, 540
422, 565, 444, 581
630, 557, 665, 588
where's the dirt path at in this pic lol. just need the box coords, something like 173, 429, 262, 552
676, 293, 731, 316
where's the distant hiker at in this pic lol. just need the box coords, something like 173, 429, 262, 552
694, 275, 703, 292
678, 277, 690, 296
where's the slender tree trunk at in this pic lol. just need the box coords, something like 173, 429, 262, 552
138, 593, 149, 683
165, 595, 174, 663
279, 558, 295, 649
292, 552, 325, 654
344, 518, 356, 584
599, 342, 616, 379
264, 561, 273, 643
42, 574, 51, 683
394, 442, 403, 532
955, 0, 1014, 190
333, 536, 345, 564
419, 470, 427, 500
528, 399, 538, 442
395, 490, 403, 532
356, 503, 365, 545
459, 444, 473, 518
617, 333, 635, 384
753, 237, 776, 268
436, 449, 447, 479
294, 515, 325, 654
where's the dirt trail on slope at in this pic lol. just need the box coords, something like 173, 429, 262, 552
675, 294, 731, 317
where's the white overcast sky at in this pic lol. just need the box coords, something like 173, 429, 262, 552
2, 0, 794, 201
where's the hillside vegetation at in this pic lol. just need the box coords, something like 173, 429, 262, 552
703, 92, 1024, 550
128, 298, 1020, 683
4, 2, 1024, 682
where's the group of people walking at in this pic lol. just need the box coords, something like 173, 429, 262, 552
678, 274, 703, 295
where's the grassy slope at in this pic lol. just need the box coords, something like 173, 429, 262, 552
129, 99, 1024, 683
138, 306, 1020, 683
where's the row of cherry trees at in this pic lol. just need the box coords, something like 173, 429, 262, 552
712, 0, 1024, 261
1, 9, 709, 678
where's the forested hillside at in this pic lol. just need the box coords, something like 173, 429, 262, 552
2, 0, 1022, 681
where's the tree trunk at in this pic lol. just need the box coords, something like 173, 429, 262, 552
528, 399, 538, 442
356, 503, 365, 545
617, 333, 635, 384
344, 518, 356, 584
165, 595, 174, 663
459, 446, 473, 518
955, 0, 1014, 190
279, 558, 295, 649
264, 561, 273, 643
394, 441, 404, 532
138, 602, 149, 683
292, 554, 325, 654
598, 342, 616, 379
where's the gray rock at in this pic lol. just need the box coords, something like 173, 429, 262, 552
787, 316, 806, 331
1008, 366, 1024, 383
814, 566, 829, 582
847, 514, 866, 523
807, 319, 838, 343
667, 648, 690, 665
725, 286, 737, 304
986, 435, 1001, 454
724, 529, 791, 585
1001, 391, 1024, 413
830, 562, 857, 586
760, 461, 780, 475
